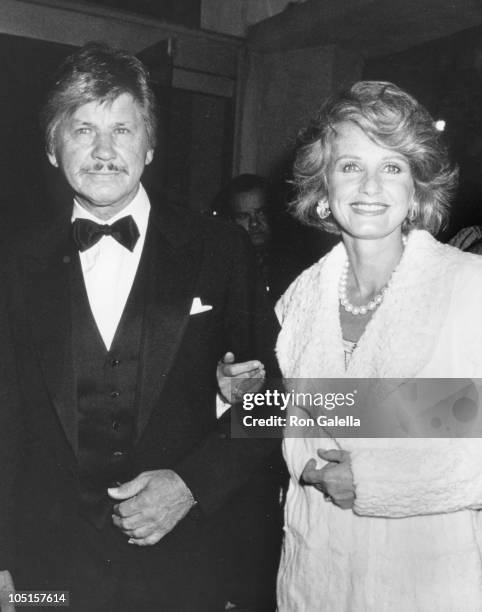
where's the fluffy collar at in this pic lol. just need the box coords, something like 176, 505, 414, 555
276, 230, 463, 379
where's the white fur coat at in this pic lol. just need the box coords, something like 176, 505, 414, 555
276, 230, 482, 611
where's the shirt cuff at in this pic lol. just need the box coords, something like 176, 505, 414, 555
216, 392, 231, 419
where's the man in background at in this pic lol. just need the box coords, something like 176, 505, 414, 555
213, 175, 272, 252
214, 174, 291, 302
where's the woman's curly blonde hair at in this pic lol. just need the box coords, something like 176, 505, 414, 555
289, 81, 458, 236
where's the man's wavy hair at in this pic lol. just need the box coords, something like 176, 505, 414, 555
41, 42, 158, 154
290, 81, 458, 236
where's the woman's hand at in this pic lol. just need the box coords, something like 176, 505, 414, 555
302, 449, 355, 509
216, 351, 265, 403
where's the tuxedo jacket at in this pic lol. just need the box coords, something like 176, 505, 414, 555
1, 200, 281, 610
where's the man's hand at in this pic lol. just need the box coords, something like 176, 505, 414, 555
108, 470, 195, 546
301, 449, 355, 510
0, 569, 15, 612
217, 351, 265, 403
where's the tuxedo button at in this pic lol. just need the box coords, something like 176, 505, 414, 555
110, 391, 120, 399
111, 359, 121, 367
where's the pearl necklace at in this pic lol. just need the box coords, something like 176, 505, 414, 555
339, 235, 408, 316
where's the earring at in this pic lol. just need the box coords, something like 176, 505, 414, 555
407, 206, 417, 222
316, 199, 330, 220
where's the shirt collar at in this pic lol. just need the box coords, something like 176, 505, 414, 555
71, 183, 151, 240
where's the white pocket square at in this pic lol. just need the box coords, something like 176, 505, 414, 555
189, 297, 213, 315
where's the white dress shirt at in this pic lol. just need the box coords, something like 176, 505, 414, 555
72, 184, 150, 350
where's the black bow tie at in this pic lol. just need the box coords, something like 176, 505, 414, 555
72, 216, 140, 252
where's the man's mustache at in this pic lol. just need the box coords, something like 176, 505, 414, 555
82, 162, 128, 174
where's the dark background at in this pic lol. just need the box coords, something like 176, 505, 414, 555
60, 0, 202, 28
0, 18, 481, 244
364, 23, 482, 239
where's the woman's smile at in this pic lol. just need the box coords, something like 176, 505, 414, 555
349, 201, 389, 215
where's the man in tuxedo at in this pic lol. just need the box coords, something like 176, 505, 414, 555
3, 43, 281, 611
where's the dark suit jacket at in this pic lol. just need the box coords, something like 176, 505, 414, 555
2, 199, 282, 611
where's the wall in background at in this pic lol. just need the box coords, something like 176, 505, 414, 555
0, 35, 75, 238
201, 0, 298, 37
234, 43, 363, 264
49, 0, 201, 29
364, 23, 482, 238
237, 44, 363, 177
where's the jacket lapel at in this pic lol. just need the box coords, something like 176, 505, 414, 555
24, 204, 205, 449
346, 230, 458, 379
26, 216, 78, 455
135, 207, 204, 442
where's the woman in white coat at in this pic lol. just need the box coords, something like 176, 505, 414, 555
221, 80, 482, 611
